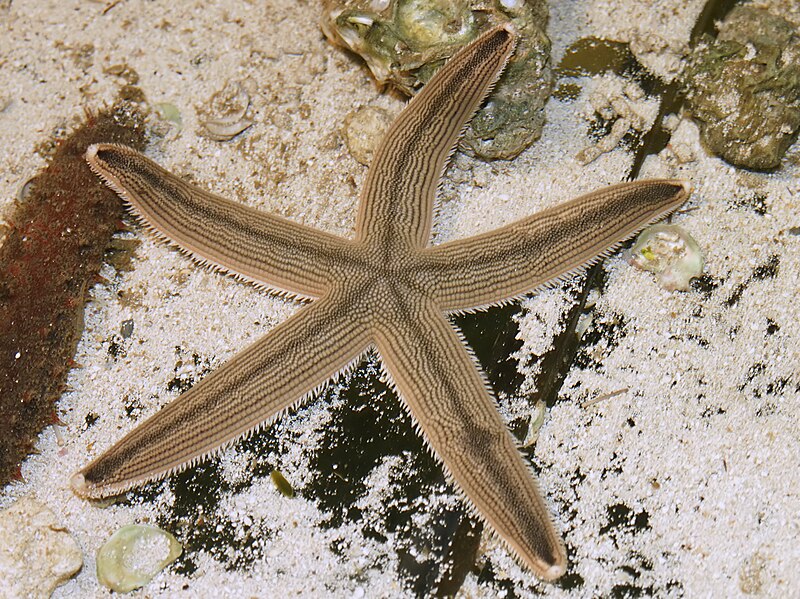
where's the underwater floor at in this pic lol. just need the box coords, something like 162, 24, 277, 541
1, 0, 798, 597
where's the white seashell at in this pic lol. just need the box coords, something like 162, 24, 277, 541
625, 223, 704, 291
343, 105, 393, 166
522, 400, 547, 447
199, 81, 254, 141
201, 118, 254, 141
370, 0, 390, 11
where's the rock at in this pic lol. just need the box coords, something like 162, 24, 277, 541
321, 0, 552, 160
683, 5, 800, 170
0, 497, 83, 599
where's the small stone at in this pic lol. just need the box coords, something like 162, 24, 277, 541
669, 142, 696, 165
0, 497, 83, 599
120, 319, 135, 339
739, 551, 768, 594
96, 524, 182, 593
343, 106, 393, 166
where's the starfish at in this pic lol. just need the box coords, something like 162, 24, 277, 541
72, 25, 690, 581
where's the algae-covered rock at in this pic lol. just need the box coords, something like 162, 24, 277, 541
321, 0, 552, 160
683, 5, 800, 170
0, 497, 83, 599
96, 524, 182, 593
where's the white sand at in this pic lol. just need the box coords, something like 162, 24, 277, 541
1, 0, 798, 597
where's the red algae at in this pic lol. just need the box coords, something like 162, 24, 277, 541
0, 102, 146, 486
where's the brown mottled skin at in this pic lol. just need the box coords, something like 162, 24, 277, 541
0, 104, 146, 486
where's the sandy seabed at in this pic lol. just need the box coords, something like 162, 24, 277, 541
1, 0, 798, 597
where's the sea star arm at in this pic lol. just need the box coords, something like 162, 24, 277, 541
424, 179, 692, 311
85, 143, 351, 299
374, 300, 567, 580
355, 24, 516, 249
71, 293, 370, 498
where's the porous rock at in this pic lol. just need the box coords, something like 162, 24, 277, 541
0, 497, 83, 599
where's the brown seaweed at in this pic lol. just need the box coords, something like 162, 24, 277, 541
0, 102, 146, 486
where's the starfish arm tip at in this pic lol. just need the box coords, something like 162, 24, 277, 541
85, 142, 99, 159
499, 21, 516, 35
540, 556, 568, 581
69, 471, 88, 496
83, 142, 123, 189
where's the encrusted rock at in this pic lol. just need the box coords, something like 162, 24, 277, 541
576, 75, 656, 165
321, 0, 552, 160
96, 524, 182, 593
0, 497, 83, 598
683, 5, 800, 170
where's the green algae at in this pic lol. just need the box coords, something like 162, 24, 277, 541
270, 470, 296, 498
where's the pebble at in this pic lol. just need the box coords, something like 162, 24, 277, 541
96, 524, 182, 593
0, 497, 83, 599
343, 106, 393, 166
